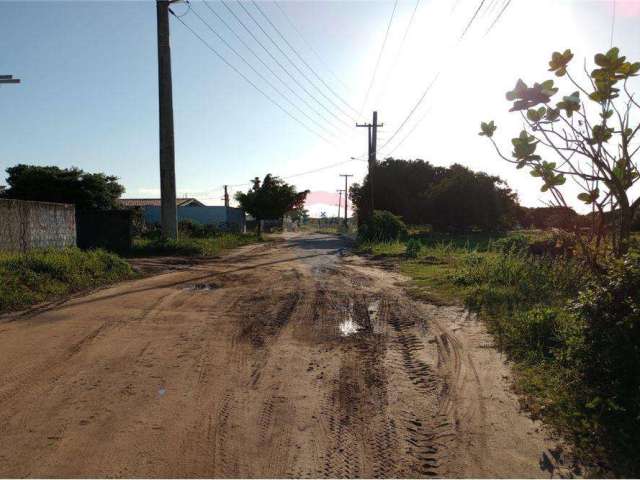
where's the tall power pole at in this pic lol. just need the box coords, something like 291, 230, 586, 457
224, 185, 230, 224
339, 174, 353, 228
157, 0, 178, 240
336, 189, 343, 220
356, 111, 383, 215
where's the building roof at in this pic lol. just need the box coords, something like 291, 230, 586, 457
118, 198, 206, 208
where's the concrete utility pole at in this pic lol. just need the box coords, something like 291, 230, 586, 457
0, 75, 21, 85
336, 189, 344, 220
157, 0, 179, 240
356, 111, 383, 216
339, 174, 353, 228
224, 185, 230, 224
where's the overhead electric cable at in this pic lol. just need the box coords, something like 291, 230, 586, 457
375, 0, 422, 106
379, 0, 489, 154
220, 0, 352, 129
252, 0, 360, 118
459, 0, 486, 39
190, 4, 342, 140
484, 0, 512, 36
273, 1, 353, 94
171, 10, 336, 147
385, 106, 433, 157
360, 0, 398, 115
377, 73, 439, 152
199, 1, 348, 139
222, 157, 367, 190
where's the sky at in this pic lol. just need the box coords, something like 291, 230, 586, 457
1, 0, 639, 217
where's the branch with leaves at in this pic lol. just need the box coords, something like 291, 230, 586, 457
480, 47, 640, 258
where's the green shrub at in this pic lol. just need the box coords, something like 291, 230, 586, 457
492, 233, 529, 253
405, 238, 422, 258
569, 253, 640, 469
0, 247, 135, 312
130, 233, 259, 257
358, 210, 408, 242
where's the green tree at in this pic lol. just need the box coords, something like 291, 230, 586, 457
2, 164, 125, 211
350, 159, 517, 231
480, 47, 640, 258
235, 174, 309, 236
287, 206, 309, 224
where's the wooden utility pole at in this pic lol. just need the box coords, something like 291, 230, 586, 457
0, 75, 21, 85
339, 174, 353, 228
157, 0, 178, 240
356, 111, 383, 216
337, 189, 343, 220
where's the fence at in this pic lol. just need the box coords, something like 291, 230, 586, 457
76, 210, 133, 252
0, 198, 76, 251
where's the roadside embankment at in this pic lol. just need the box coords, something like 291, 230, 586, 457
356, 231, 640, 477
0, 247, 136, 313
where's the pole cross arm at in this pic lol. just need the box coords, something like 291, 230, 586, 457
0, 75, 21, 84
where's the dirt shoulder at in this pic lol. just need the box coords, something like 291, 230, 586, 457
0, 233, 568, 477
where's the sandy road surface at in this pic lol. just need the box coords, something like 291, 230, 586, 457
0, 233, 560, 477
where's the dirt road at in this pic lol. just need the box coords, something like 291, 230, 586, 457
0, 233, 561, 477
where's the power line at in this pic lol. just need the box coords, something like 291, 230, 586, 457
200, 1, 349, 140
232, 0, 353, 128
375, 0, 422, 106
484, 0, 512, 37
360, 0, 398, 115
202, 2, 349, 139
378, 0, 488, 155
253, 0, 360, 119
377, 73, 439, 153
384, 106, 433, 157
459, 0, 486, 40
171, 10, 336, 147
273, 1, 353, 95
191, 3, 342, 140
222, 157, 367, 190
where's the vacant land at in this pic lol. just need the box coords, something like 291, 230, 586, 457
0, 233, 563, 477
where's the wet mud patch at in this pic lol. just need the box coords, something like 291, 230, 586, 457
237, 291, 302, 349
183, 282, 221, 291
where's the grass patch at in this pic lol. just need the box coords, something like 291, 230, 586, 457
0, 247, 136, 313
354, 240, 406, 257
129, 232, 260, 257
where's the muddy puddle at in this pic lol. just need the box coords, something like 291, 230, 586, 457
183, 283, 220, 291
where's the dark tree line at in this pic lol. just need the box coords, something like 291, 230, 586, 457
1, 164, 124, 211
350, 159, 518, 232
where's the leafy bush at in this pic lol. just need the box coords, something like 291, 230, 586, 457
358, 210, 408, 242
405, 238, 422, 258
569, 253, 640, 469
0, 247, 135, 312
456, 248, 640, 474
492, 233, 529, 253
178, 219, 220, 238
